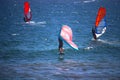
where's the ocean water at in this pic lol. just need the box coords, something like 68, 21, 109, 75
0, 0, 120, 80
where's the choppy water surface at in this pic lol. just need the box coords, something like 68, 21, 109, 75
0, 0, 120, 79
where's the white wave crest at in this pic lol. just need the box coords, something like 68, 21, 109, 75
11, 33, 19, 36
84, 46, 93, 50
26, 21, 46, 25
83, 0, 95, 3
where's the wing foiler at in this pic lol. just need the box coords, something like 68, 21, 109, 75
92, 7, 107, 39
59, 25, 78, 50
24, 1, 32, 22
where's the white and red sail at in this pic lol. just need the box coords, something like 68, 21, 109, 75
24, 1, 32, 22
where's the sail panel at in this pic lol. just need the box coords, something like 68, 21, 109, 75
59, 25, 78, 50
24, 1, 32, 22
95, 7, 106, 27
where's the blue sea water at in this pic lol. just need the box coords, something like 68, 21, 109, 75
0, 0, 120, 80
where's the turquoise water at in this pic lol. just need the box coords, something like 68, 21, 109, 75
0, 0, 120, 79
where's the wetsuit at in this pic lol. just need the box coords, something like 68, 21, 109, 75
58, 37, 64, 55
92, 28, 97, 40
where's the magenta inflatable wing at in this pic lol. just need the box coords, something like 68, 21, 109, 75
60, 25, 78, 50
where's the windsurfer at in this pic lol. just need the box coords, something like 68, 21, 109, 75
92, 7, 106, 40
24, 17, 27, 22
24, 11, 32, 22
24, 1, 32, 22
58, 37, 64, 55
92, 27, 97, 40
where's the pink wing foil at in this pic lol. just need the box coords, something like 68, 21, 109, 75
60, 25, 78, 50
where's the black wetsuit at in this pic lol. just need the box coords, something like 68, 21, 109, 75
58, 38, 64, 55
92, 28, 97, 40
58, 38, 63, 49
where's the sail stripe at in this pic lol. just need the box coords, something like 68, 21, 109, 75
95, 7, 106, 27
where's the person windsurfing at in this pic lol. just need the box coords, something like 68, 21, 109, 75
58, 37, 64, 55
24, 1, 32, 22
92, 27, 97, 40
58, 25, 78, 58
92, 7, 107, 40
24, 11, 32, 22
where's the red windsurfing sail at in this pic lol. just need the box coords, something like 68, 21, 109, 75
59, 25, 78, 50
95, 7, 106, 27
92, 7, 107, 39
24, 1, 32, 22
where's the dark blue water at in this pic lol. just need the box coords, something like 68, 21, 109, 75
0, 0, 120, 80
